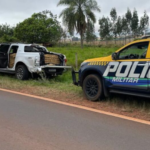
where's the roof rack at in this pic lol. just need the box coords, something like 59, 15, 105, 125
141, 35, 150, 39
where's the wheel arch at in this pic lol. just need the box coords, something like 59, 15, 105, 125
15, 62, 29, 71
81, 69, 103, 86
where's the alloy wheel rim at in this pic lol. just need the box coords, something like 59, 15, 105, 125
17, 68, 24, 80
85, 78, 99, 97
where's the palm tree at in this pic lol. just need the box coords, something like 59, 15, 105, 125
58, 0, 100, 48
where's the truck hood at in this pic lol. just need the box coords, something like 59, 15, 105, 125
84, 55, 112, 62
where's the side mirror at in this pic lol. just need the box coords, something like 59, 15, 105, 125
112, 53, 118, 60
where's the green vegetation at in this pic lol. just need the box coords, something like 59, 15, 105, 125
49, 46, 116, 67
99, 8, 149, 43
15, 10, 63, 44
0, 24, 17, 42
0, 7, 149, 45
85, 21, 97, 43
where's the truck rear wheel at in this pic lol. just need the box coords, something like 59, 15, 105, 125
15, 65, 29, 80
83, 74, 103, 101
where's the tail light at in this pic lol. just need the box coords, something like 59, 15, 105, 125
64, 58, 67, 66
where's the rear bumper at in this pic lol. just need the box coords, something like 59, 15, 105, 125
30, 65, 72, 73
40, 65, 72, 69
72, 69, 80, 86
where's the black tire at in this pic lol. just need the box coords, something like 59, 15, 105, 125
15, 65, 29, 80
83, 74, 103, 101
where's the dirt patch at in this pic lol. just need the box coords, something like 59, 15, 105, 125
3, 86, 150, 122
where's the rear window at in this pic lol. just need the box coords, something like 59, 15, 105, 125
24, 46, 46, 52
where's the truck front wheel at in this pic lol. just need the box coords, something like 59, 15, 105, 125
15, 65, 29, 80
83, 74, 103, 101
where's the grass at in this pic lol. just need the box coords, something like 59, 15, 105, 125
0, 46, 150, 118
48, 46, 117, 67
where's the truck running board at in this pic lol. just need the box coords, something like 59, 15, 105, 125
110, 89, 150, 98
0, 70, 15, 74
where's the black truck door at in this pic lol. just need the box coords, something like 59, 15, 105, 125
0, 45, 10, 68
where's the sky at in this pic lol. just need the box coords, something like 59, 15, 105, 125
0, 0, 150, 36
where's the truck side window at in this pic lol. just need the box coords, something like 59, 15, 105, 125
9, 46, 19, 54
118, 42, 149, 59
24, 46, 39, 52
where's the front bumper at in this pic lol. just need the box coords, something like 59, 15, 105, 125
72, 69, 80, 86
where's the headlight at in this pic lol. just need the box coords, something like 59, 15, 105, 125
35, 56, 40, 66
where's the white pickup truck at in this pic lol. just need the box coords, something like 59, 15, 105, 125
0, 43, 71, 80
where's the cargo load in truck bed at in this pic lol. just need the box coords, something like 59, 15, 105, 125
44, 54, 60, 65
9, 53, 16, 68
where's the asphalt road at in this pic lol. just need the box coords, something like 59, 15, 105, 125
0, 90, 150, 150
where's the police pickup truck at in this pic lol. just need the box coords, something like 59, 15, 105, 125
72, 38, 150, 101
0, 43, 71, 80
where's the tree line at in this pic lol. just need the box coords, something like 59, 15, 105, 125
99, 8, 149, 43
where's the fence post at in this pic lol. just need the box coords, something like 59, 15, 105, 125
75, 53, 78, 70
